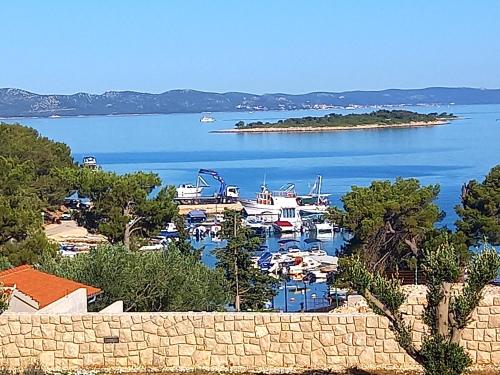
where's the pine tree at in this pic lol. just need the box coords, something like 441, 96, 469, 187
214, 210, 277, 311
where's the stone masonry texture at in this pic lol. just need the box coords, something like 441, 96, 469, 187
0, 286, 498, 372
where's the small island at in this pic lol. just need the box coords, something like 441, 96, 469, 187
215, 110, 457, 133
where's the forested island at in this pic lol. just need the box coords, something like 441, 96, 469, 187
219, 110, 456, 133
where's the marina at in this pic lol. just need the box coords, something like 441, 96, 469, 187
29, 104, 500, 312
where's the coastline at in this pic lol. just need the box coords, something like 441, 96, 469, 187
212, 120, 451, 134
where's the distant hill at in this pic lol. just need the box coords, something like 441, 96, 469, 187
1, 87, 500, 118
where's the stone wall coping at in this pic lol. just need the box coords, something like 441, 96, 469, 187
1, 311, 380, 317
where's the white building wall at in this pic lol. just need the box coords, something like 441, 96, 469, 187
37, 288, 88, 314
99, 300, 123, 313
6, 289, 39, 313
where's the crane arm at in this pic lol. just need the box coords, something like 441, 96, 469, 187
198, 169, 226, 197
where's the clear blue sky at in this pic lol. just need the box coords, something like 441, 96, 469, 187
1, 0, 499, 94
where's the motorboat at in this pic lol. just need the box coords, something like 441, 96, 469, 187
272, 220, 296, 234
315, 221, 336, 233
82, 156, 98, 169
159, 223, 179, 239
200, 113, 216, 123
176, 184, 203, 199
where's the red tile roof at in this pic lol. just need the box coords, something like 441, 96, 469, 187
0, 265, 101, 308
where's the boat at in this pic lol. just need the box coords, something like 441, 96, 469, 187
296, 175, 330, 213
82, 156, 98, 169
159, 223, 179, 239
176, 184, 204, 199
176, 174, 210, 200
242, 184, 302, 230
314, 221, 336, 233
273, 220, 296, 234
241, 178, 329, 227
200, 113, 216, 123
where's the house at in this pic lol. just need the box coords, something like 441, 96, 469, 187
0, 265, 101, 313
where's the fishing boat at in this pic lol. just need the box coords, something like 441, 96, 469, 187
241, 176, 329, 225
200, 113, 216, 123
296, 175, 330, 213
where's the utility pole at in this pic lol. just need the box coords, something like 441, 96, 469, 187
233, 212, 241, 312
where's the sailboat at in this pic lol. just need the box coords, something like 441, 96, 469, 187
296, 175, 330, 213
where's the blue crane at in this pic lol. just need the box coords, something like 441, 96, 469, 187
198, 169, 227, 199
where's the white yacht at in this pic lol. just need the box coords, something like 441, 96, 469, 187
200, 113, 216, 123
82, 156, 98, 169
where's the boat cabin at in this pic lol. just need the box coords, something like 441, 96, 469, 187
187, 210, 207, 224
82, 156, 98, 169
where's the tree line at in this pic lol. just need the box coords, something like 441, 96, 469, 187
0, 123, 276, 313
235, 110, 456, 129
326, 167, 500, 375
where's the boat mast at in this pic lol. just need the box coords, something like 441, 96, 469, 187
317, 175, 322, 205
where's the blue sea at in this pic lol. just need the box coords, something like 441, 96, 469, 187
16, 104, 500, 311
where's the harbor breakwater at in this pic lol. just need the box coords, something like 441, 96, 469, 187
0, 286, 499, 373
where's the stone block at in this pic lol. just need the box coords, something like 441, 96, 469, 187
42, 339, 56, 351
384, 339, 400, 353
489, 314, 500, 328
210, 354, 228, 366
178, 344, 196, 356
94, 322, 111, 338
477, 351, 491, 364
358, 347, 375, 364
39, 351, 55, 368
295, 354, 311, 367
235, 319, 254, 332
366, 316, 378, 328
491, 351, 500, 363
83, 353, 104, 367
485, 328, 496, 341
390, 353, 406, 364
255, 325, 268, 338
63, 343, 79, 358
317, 331, 334, 346
244, 343, 262, 355
131, 330, 144, 342
41, 325, 55, 339
176, 319, 194, 335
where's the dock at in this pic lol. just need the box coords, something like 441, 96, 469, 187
178, 201, 243, 215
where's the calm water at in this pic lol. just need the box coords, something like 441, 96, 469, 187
17, 104, 500, 227
15, 104, 500, 311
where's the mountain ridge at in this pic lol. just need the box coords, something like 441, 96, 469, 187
1, 87, 500, 118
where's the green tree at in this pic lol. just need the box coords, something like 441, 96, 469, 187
342, 240, 500, 375
0, 123, 75, 265
455, 165, 500, 246
0, 123, 74, 207
61, 168, 178, 249
0, 284, 9, 314
0, 157, 59, 265
40, 244, 228, 312
214, 210, 277, 311
327, 178, 443, 273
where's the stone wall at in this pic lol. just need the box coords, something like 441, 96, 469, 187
0, 286, 499, 372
